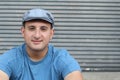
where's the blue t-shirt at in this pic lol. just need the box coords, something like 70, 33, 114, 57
0, 44, 81, 80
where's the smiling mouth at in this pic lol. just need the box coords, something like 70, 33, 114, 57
32, 40, 42, 44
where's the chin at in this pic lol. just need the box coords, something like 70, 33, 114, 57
32, 46, 46, 51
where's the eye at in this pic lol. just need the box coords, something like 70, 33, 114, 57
40, 26, 48, 31
28, 26, 35, 31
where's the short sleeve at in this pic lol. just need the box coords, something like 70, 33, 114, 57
55, 49, 82, 78
0, 52, 13, 77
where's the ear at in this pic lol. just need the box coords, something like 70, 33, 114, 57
20, 26, 25, 37
50, 29, 54, 40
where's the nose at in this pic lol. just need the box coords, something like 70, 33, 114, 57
34, 30, 41, 39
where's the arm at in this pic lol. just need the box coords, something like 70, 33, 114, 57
0, 70, 9, 80
64, 71, 83, 80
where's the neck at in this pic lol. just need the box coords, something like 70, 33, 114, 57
26, 46, 48, 61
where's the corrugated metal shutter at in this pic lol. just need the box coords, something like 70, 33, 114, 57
0, 0, 120, 72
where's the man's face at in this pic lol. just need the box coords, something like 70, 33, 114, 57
21, 20, 54, 52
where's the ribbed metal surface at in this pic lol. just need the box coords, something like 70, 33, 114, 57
0, 0, 120, 72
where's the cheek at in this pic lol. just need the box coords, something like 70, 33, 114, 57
23, 31, 31, 39
43, 33, 52, 41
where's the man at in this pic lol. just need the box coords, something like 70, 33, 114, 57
0, 8, 83, 80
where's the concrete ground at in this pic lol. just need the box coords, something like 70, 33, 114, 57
82, 72, 120, 80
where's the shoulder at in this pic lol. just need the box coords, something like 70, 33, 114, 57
48, 44, 70, 60
48, 44, 68, 56
49, 45, 81, 78
48, 44, 73, 65
53, 47, 78, 66
0, 44, 25, 77
0, 44, 24, 61
50, 45, 76, 63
